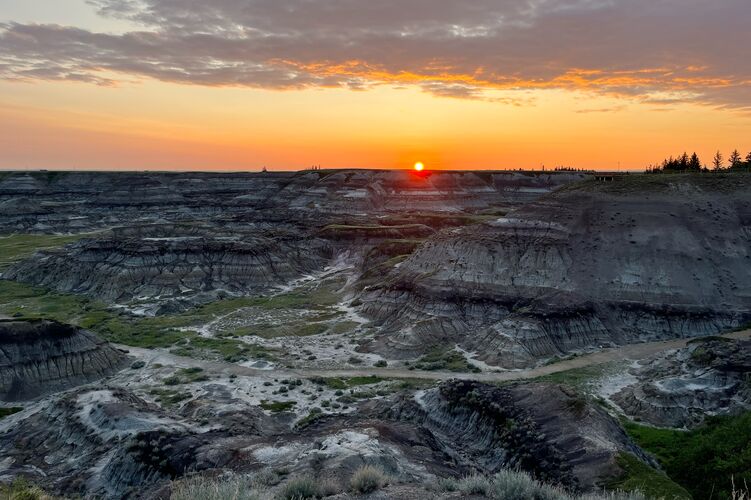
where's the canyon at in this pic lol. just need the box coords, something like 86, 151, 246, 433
0, 170, 748, 499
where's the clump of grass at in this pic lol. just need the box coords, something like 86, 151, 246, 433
0, 478, 55, 500
278, 476, 320, 499
435, 470, 649, 500
455, 474, 491, 496
487, 469, 567, 499
349, 465, 388, 494
170, 474, 260, 500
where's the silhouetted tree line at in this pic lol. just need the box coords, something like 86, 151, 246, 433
554, 166, 595, 172
646, 149, 751, 173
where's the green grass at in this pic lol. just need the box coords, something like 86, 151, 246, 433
414, 348, 481, 373
606, 453, 690, 499
0, 233, 95, 269
0, 478, 55, 500
0, 406, 22, 419
149, 388, 192, 407
533, 363, 616, 390
0, 280, 93, 324
237, 321, 329, 339
260, 400, 297, 413
295, 408, 324, 429
623, 412, 751, 499
309, 376, 383, 389
390, 378, 437, 391
0, 280, 275, 362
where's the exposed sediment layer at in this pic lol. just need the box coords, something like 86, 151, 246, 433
609, 337, 751, 428
0, 319, 127, 401
362, 175, 751, 367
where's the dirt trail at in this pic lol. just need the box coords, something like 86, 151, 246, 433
116, 329, 751, 383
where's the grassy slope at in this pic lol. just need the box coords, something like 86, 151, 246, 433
0, 233, 94, 270
0, 280, 274, 361
607, 453, 691, 499
623, 413, 751, 500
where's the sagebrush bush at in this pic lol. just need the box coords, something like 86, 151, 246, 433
279, 476, 320, 499
435, 476, 459, 492
170, 474, 259, 500
317, 478, 341, 497
457, 474, 491, 496
435, 470, 651, 500
487, 469, 557, 500
350, 465, 388, 494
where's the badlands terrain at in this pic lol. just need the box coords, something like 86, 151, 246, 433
0, 170, 749, 499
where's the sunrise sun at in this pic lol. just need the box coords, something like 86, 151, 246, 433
414, 162, 425, 172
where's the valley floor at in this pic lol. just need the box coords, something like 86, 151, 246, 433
115, 328, 751, 384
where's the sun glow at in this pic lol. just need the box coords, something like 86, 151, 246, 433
414, 161, 425, 171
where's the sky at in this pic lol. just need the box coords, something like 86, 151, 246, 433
0, 0, 749, 171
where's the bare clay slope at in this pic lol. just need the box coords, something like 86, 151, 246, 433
0, 319, 127, 401
362, 174, 751, 368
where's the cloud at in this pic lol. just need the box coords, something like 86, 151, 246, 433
0, 0, 749, 109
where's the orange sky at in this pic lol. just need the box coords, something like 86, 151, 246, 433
1, 79, 748, 171
1, 0, 749, 171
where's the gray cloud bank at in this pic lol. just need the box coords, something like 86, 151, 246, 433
0, 0, 749, 109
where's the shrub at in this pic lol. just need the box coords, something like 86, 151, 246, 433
170, 474, 259, 500
457, 474, 491, 496
4, 478, 53, 500
350, 465, 388, 494
279, 476, 320, 499
488, 469, 568, 500
317, 478, 341, 497
435, 476, 459, 492
374, 360, 387, 367
130, 360, 146, 369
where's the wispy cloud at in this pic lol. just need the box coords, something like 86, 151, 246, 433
0, 0, 748, 109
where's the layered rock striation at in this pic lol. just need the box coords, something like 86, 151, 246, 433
610, 336, 751, 428
362, 175, 751, 367
0, 319, 127, 400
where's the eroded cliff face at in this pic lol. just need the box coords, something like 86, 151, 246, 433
389, 380, 652, 492
0, 170, 586, 234
362, 175, 751, 367
608, 337, 751, 428
3, 223, 334, 310
0, 320, 127, 400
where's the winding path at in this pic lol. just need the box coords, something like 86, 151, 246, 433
116, 329, 751, 383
